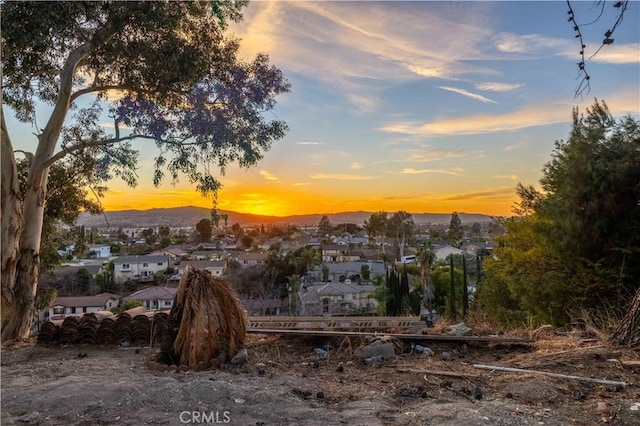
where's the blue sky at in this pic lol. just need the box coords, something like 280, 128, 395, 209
7, 1, 640, 217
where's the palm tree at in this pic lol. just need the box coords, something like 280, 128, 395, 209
417, 242, 436, 323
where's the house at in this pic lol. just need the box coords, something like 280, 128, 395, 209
191, 250, 215, 260
49, 292, 121, 320
88, 244, 111, 259
434, 245, 464, 261
298, 282, 378, 316
309, 261, 386, 283
321, 245, 347, 262
235, 252, 267, 267
112, 255, 169, 282
149, 245, 188, 261
123, 286, 177, 310
176, 260, 226, 279
241, 298, 282, 316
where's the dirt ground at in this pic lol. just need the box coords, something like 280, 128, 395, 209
2, 328, 639, 426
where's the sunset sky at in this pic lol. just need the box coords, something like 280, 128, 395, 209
7, 1, 640, 217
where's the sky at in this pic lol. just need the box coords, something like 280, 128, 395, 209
7, 1, 640, 217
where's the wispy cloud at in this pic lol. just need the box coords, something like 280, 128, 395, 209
493, 33, 569, 55
310, 173, 378, 180
492, 174, 519, 180
292, 182, 310, 186
438, 86, 496, 104
405, 148, 466, 162
347, 93, 380, 114
401, 168, 465, 176
503, 142, 526, 152
350, 162, 363, 170
475, 82, 524, 92
380, 88, 640, 136
260, 170, 279, 181
444, 187, 515, 201
297, 141, 326, 146
590, 43, 640, 64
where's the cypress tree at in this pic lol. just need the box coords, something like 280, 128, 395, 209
448, 255, 456, 319
462, 255, 469, 318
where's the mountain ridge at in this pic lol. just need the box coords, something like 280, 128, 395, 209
77, 206, 496, 228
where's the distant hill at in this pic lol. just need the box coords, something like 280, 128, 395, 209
77, 206, 495, 228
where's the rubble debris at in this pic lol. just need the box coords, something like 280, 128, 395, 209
446, 323, 472, 337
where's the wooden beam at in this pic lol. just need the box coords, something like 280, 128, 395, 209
473, 364, 626, 387
248, 316, 425, 330
247, 328, 533, 343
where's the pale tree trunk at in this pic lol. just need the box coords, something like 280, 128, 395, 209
1, 43, 91, 343
1, 109, 26, 338
610, 286, 640, 347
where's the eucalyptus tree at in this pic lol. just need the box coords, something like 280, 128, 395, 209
364, 211, 388, 254
417, 242, 436, 321
1, 1, 290, 341
387, 211, 415, 260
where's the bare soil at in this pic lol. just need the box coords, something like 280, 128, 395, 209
2, 330, 639, 425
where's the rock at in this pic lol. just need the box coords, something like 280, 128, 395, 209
17, 411, 40, 423
292, 388, 312, 400
230, 348, 248, 365
474, 385, 483, 400
256, 363, 266, 376
336, 362, 344, 373
354, 341, 395, 360
445, 323, 472, 337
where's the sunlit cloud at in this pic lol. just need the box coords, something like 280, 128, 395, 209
309, 173, 378, 180
493, 174, 519, 180
292, 182, 310, 186
444, 187, 515, 201
350, 162, 363, 170
438, 86, 497, 104
401, 168, 465, 176
494, 33, 569, 55
297, 141, 326, 145
590, 43, 640, 64
475, 82, 524, 92
381, 88, 640, 136
260, 170, 279, 181
347, 93, 380, 114
405, 148, 466, 162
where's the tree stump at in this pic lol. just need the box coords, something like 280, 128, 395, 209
159, 267, 247, 369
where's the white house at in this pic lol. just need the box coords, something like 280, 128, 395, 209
49, 292, 121, 320
123, 286, 177, 310
113, 255, 169, 282
88, 244, 111, 259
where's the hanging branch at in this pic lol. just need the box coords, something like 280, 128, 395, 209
567, 0, 590, 98
567, 0, 630, 99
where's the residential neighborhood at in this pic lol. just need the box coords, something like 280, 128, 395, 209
38, 210, 500, 323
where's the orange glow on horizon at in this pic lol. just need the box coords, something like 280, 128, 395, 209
98, 184, 518, 218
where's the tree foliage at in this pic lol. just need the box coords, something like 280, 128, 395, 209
195, 218, 213, 243
1, 1, 290, 341
318, 215, 333, 236
447, 212, 464, 248
479, 101, 640, 326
